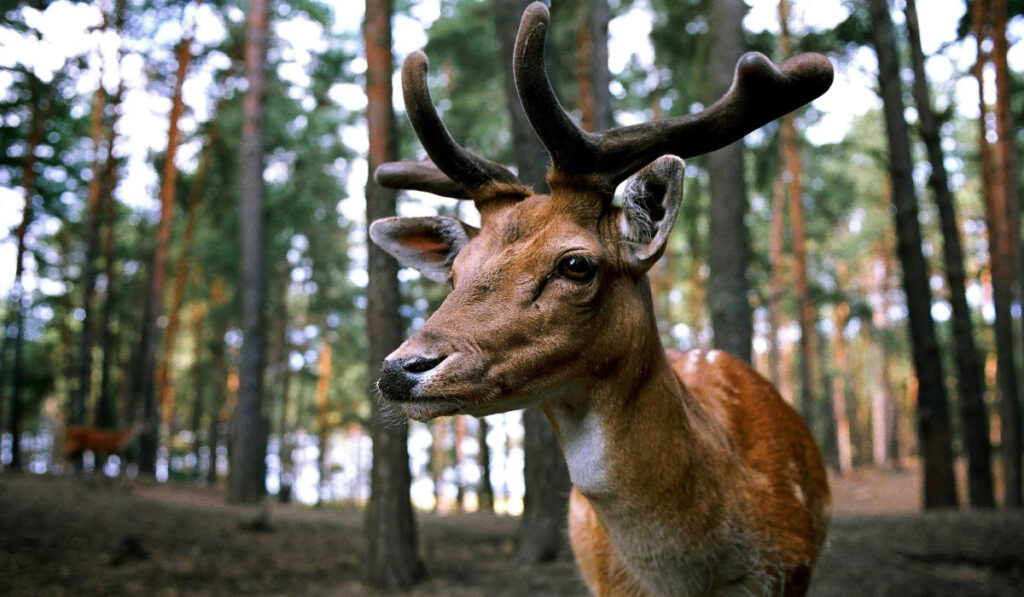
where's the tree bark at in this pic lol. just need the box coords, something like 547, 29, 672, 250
778, 0, 816, 430
975, 0, 1021, 508
73, 54, 108, 429
831, 270, 853, 474
905, 0, 994, 508
189, 303, 206, 479
96, 0, 128, 431
157, 128, 215, 439
135, 33, 193, 475
768, 170, 786, 389
316, 341, 331, 505
991, 0, 1022, 509
496, 0, 572, 564
575, 0, 611, 132
477, 417, 494, 512
706, 0, 752, 363
229, 0, 268, 504
5, 70, 47, 470
363, 0, 424, 588
869, 0, 958, 508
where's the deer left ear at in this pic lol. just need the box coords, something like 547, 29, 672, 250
369, 216, 475, 283
616, 155, 685, 273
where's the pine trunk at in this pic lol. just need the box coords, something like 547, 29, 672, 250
73, 64, 108, 429
990, 0, 1022, 509
316, 341, 331, 504
768, 170, 786, 388
496, 0, 571, 564
477, 417, 494, 512
831, 289, 853, 474
905, 0, 994, 507
363, 0, 424, 588
5, 71, 46, 470
157, 131, 214, 438
778, 0, 816, 430
136, 34, 193, 475
869, 0, 958, 508
229, 0, 268, 504
575, 0, 611, 132
96, 1, 128, 430
706, 0, 752, 363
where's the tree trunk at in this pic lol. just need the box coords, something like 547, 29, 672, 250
135, 33, 193, 476
905, 0, 994, 508
768, 169, 786, 388
157, 130, 215, 440
229, 0, 269, 504
706, 0, 752, 363
316, 341, 331, 504
363, 0, 424, 588
831, 276, 853, 474
871, 252, 900, 470
477, 417, 494, 512
432, 419, 446, 513
73, 59, 108, 429
975, 0, 1021, 508
453, 415, 467, 510
778, 0, 816, 429
189, 303, 206, 479
990, 0, 1022, 509
869, 0, 958, 509
496, 0, 572, 564
575, 0, 611, 132
5, 70, 47, 470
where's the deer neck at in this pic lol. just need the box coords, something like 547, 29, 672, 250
542, 291, 750, 592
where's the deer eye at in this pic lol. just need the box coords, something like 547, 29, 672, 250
557, 255, 598, 282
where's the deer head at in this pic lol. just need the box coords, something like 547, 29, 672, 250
369, 2, 832, 422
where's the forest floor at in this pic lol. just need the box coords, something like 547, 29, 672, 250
2, 468, 1024, 596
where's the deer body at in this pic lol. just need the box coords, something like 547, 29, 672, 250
63, 423, 143, 468
560, 347, 828, 595
368, 4, 833, 595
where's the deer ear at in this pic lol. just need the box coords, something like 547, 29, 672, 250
369, 216, 475, 284
616, 155, 685, 273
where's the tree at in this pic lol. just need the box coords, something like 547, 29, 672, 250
131, 23, 194, 475
868, 0, 957, 508
973, 0, 1021, 508
229, 0, 271, 505
778, 0, 817, 430
706, 0, 752, 363
904, 0, 994, 508
495, 0, 572, 565
363, 0, 424, 588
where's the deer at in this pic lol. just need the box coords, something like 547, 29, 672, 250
369, 3, 833, 595
63, 421, 145, 473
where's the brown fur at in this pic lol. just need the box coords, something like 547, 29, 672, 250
63, 423, 143, 468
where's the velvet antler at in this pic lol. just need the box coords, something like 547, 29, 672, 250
513, 2, 834, 195
374, 51, 531, 203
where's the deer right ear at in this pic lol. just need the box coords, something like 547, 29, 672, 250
369, 216, 475, 284
617, 155, 685, 273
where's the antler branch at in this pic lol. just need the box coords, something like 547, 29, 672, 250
514, 2, 834, 192
375, 51, 531, 202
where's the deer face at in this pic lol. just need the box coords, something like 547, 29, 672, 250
367, 2, 831, 421
371, 158, 684, 421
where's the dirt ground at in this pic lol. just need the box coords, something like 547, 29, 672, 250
2, 470, 1023, 596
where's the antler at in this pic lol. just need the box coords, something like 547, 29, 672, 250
514, 2, 834, 194
374, 51, 531, 202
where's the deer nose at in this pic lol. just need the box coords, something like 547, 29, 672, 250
377, 354, 447, 401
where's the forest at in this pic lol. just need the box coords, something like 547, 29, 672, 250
2, 0, 1024, 594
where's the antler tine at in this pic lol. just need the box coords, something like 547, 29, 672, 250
375, 159, 470, 199
513, 2, 600, 182
513, 2, 834, 191
397, 51, 529, 201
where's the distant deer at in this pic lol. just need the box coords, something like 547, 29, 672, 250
63, 421, 145, 472
370, 3, 832, 595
